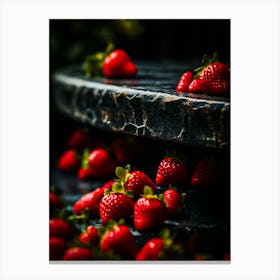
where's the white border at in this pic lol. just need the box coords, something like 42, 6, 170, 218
0, 0, 279, 279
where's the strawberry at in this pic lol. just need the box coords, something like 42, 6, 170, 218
79, 225, 99, 246
49, 192, 62, 213
161, 187, 184, 217
66, 128, 93, 151
80, 148, 116, 179
49, 236, 66, 260
49, 218, 73, 240
62, 247, 93, 260
112, 137, 133, 164
100, 221, 137, 259
136, 228, 183, 260
190, 157, 222, 188
77, 166, 91, 181
88, 148, 116, 176
134, 186, 167, 231
114, 165, 157, 199
176, 71, 193, 93
155, 157, 188, 187
187, 79, 204, 93
191, 52, 230, 95
136, 238, 164, 260
73, 186, 108, 216
103, 49, 137, 78
112, 136, 146, 165
198, 61, 229, 95
99, 183, 134, 224
57, 149, 80, 172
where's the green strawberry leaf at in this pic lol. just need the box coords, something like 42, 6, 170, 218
82, 43, 114, 78
125, 164, 131, 173
168, 184, 177, 191
159, 228, 171, 240
125, 190, 134, 198
104, 189, 111, 195
81, 148, 90, 169
115, 166, 126, 180
201, 53, 210, 66
118, 218, 126, 225
212, 52, 219, 63
82, 54, 103, 78
143, 185, 154, 195
193, 52, 221, 79
112, 182, 123, 193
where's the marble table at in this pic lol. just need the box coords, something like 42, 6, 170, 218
52, 61, 230, 149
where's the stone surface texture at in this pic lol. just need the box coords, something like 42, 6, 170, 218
52, 61, 230, 148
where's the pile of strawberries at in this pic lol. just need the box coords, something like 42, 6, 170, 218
50, 126, 229, 261
176, 52, 230, 95
83, 45, 230, 96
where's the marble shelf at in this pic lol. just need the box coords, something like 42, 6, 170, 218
52, 61, 230, 149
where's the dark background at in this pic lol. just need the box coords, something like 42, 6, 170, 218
50, 19, 230, 71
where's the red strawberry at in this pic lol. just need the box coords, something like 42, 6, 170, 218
188, 79, 204, 93
66, 128, 93, 151
198, 61, 229, 95
78, 148, 116, 180
62, 247, 92, 260
112, 136, 145, 165
99, 183, 134, 224
73, 186, 107, 216
136, 228, 182, 260
57, 149, 80, 172
77, 166, 91, 181
103, 49, 137, 78
176, 71, 193, 93
114, 165, 157, 199
190, 157, 222, 188
49, 218, 72, 240
162, 188, 183, 217
136, 238, 164, 260
112, 137, 133, 164
49, 192, 62, 213
191, 52, 230, 95
79, 225, 99, 246
49, 236, 66, 260
134, 186, 167, 231
156, 157, 188, 187
100, 222, 137, 259
85, 148, 116, 178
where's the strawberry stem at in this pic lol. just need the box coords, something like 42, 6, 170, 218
105, 180, 134, 198
142, 185, 161, 200
193, 52, 220, 79
81, 148, 90, 169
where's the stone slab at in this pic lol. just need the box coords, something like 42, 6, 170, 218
52, 61, 230, 149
